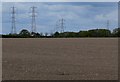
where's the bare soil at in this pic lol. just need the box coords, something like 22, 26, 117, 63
2, 38, 118, 80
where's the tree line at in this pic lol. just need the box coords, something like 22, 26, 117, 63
2, 28, 120, 38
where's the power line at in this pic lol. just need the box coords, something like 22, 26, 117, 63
59, 18, 65, 33
30, 6, 37, 33
106, 20, 110, 36
107, 20, 110, 30
55, 20, 59, 32
11, 6, 16, 34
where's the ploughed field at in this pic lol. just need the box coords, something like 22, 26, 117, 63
2, 38, 118, 80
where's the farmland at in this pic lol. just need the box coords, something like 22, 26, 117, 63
2, 38, 118, 80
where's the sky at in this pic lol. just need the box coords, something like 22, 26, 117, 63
1, 0, 120, 2
2, 2, 118, 34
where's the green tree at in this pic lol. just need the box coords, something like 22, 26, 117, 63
88, 29, 111, 37
19, 29, 30, 38
35, 33, 41, 38
78, 31, 89, 37
112, 28, 120, 37
65, 32, 77, 37
54, 32, 60, 37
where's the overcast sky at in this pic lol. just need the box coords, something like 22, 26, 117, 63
1, 0, 120, 2
2, 2, 118, 34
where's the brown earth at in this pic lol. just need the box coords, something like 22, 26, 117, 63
2, 38, 118, 80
